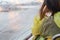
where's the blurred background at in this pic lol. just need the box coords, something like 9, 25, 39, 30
0, 0, 43, 40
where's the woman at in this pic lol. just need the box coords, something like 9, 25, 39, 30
32, 0, 60, 40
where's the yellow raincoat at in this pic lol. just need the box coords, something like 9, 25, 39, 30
32, 12, 60, 40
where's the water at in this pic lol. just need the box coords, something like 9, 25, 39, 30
0, 6, 41, 40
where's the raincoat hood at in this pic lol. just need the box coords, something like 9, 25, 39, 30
54, 12, 60, 28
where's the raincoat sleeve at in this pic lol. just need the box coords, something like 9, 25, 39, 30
32, 15, 43, 36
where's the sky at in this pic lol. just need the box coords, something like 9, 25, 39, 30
0, 0, 43, 4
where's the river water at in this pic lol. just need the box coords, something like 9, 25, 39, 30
0, 5, 41, 40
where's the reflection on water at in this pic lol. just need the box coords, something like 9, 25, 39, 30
0, 7, 40, 40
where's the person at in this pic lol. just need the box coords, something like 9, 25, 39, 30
32, 0, 60, 40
